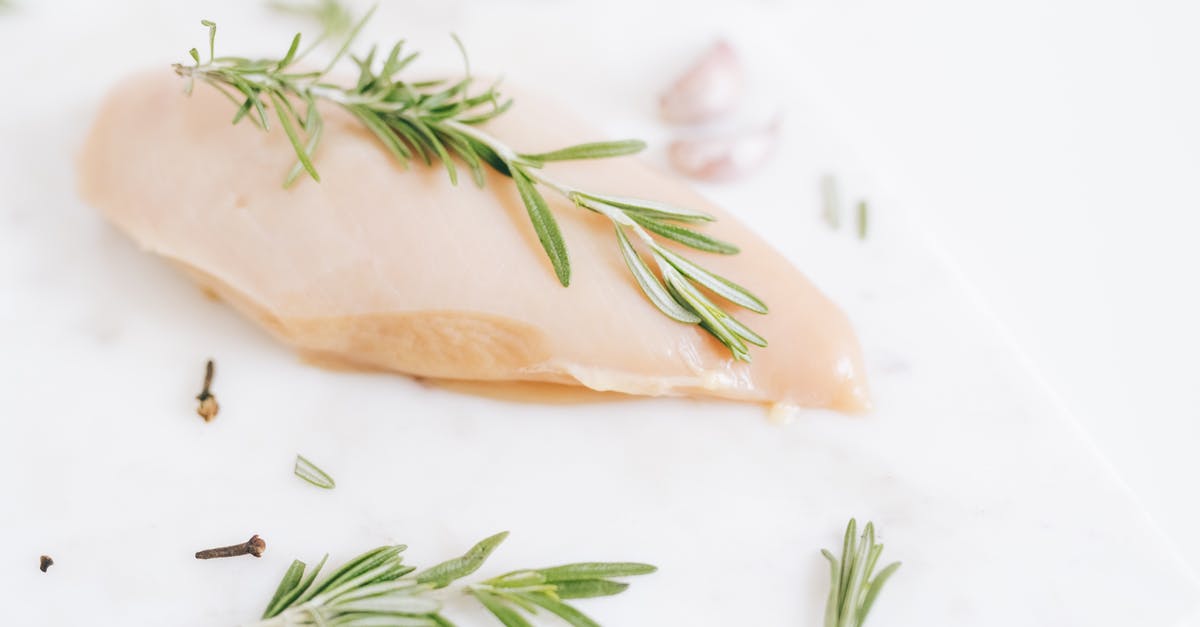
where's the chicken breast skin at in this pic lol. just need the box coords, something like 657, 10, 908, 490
79, 72, 869, 412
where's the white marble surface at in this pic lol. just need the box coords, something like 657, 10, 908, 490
777, 0, 1200, 583
1, 1, 1198, 625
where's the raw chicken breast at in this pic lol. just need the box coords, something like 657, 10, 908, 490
78, 72, 869, 412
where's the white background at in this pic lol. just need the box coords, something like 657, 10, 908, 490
1, 0, 1198, 624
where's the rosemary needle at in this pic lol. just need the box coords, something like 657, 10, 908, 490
294, 454, 335, 489
173, 11, 769, 360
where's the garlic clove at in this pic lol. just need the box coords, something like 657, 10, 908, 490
667, 119, 780, 182
660, 40, 744, 125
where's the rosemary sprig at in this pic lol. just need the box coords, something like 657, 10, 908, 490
173, 13, 769, 360
251, 531, 655, 626
294, 454, 336, 489
820, 519, 901, 627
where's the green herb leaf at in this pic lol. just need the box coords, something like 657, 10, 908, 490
262, 559, 306, 618
578, 192, 716, 223
293, 454, 335, 489
614, 227, 701, 324
520, 139, 645, 162
519, 592, 600, 627
536, 562, 658, 582
629, 213, 739, 254
553, 579, 630, 599
416, 531, 509, 589
513, 170, 571, 286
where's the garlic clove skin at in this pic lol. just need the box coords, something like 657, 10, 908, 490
660, 40, 744, 125
667, 119, 780, 182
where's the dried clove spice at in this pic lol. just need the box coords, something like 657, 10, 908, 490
39, 555, 53, 572
195, 535, 266, 560
196, 359, 219, 422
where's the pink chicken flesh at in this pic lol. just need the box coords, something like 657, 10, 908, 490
78, 72, 869, 412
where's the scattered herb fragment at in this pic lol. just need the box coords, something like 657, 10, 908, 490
196, 534, 267, 560
173, 14, 768, 361
821, 518, 900, 627
856, 200, 869, 240
196, 359, 218, 422
294, 454, 336, 489
252, 531, 655, 626
39, 555, 53, 572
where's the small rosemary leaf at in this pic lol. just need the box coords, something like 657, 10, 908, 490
860, 561, 901, 621
857, 200, 869, 240
437, 129, 486, 187
498, 591, 541, 614
513, 172, 571, 286
553, 579, 630, 599
276, 32, 302, 71
614, 227, 700, 324
457, 98, 513, 125
231, 98, 253, 126
519, 592, 600, 627
386, 119, 429, 165
189, 47, 201, 64
321, 3, 376, 77
520, 139, 646, 162
465, 137, 510, 175
263, 560, 306, 618
664, 270, 749, 360
229, 77, 269, 129
285, 113, 324, 187
416, 531, 509, 589
354, 108, 413, 165
821, 550, 839, 627
537, 562, 658, 583
344, 617, 441, 627
451, 33, 471, 78
335, 580, 428, 604
381, 40, 404, 77
629, 214, 739, 254
723, 314, 767, 347
201, 20, 216, 61
486, 570, 546, 588
864, 543, 883, 582
420, 78, 471, 112
472, 591, 533, 627
353, 45, 378, 91
294, 453, 335, 489
579, 192, 714, 223
654, 246, 768, 314
264, 554, 328, 618
838, 519, 857, 608
407, 117, 457, 185
335, 595, 442, 615
386, 52, 422, 80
